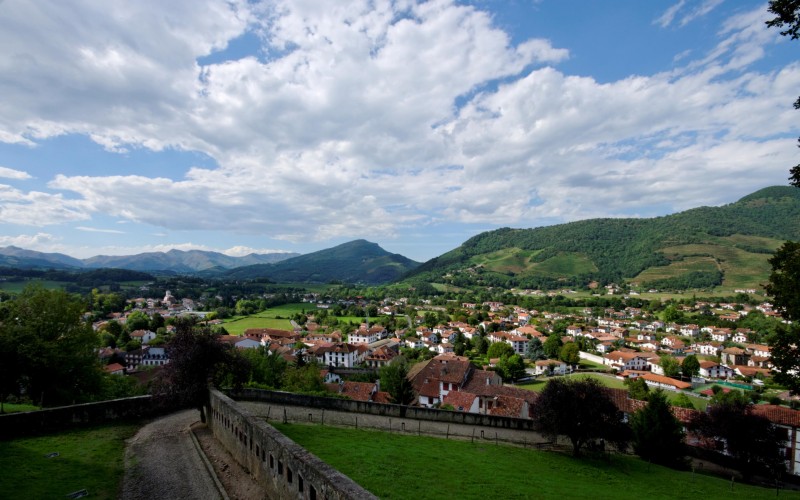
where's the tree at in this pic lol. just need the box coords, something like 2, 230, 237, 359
559, 342, 580, 366
487, 341, 514, 360
534, 377, 629, 456
625, 376, 649, 401
765, 242, 800, 392
496, 354, 526, 382
690, 397, 785, 480
672, 392, 696, 410
125, 310, 150, 332
525, 337, 546, 361
659, 355, 681, 378
542, 334, 563, 359
630, 390, 687, 469
0, 285, 103, 407
380, 358, 415, 405
767, 0, 800, 186
153, 317, 247, 422
681, 354, 700, 378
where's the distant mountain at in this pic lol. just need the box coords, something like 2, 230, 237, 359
0, 246, 299, 273
402, 186, 800, 292
0, 246, 85, 269
221, 239, 421, 285
83, 249, 298, 273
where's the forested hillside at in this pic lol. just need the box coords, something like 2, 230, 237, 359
404, 186, 800, 291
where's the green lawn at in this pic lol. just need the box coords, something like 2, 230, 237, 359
221, 303, 368, 335
0, 422, 140, 499
0, 402, 40, 414
274, 423, 795, 499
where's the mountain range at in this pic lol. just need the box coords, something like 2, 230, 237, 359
402, 186, 800, 291
0, 246, 299, 273
1, 186, 798, 289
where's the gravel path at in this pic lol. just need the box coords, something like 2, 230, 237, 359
120, 409, 226, 500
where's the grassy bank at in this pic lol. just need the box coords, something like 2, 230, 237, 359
0, 422, 139, 499
275, 423, 795, 499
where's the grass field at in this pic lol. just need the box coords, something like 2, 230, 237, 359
274, 423, 795, 499
222, 303, 367, 335
0, 422, 140, 499
0, 402, 40, 413
518, 373, 708, 410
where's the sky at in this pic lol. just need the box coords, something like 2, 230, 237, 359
0, 0, 797, 263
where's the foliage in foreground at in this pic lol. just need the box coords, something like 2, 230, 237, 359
274, 423, 798, 500
0, 422, 139, 500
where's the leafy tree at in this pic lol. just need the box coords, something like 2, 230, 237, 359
0, 286, 103, 407
690, 397, 785, 480
672, 392, 696, 409
767, 0, 800, 186
283, 363, 326, 394
630, 390, 687, 468
766, 241, 800, 321
525, 337, 546, 361
472, 335, 488, 355
559, 342, 580, 366
496, 354, 526, 382
240, 347, 288, 389
659, 355, 681, 378
153, 317, 247, 422
534, 377, 629, 456
125, 310, 150, 332
681, 355, 700, 378
543, 334, 563, 359
625, 376, 650, 401
380, 357, 415, 405
487, 341, 514, 360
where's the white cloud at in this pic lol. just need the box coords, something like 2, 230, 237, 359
0, 1, 796, 248
0, 232, 61, 249
0, 166, 32, 180
655, 0, 686, 28
223, 245, 294, 257
76, 226, 125, 234
655, 0, 723, 28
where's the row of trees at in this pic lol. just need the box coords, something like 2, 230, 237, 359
535, 377, 784, 480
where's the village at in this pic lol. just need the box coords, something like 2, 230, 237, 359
89, 284, 800, 479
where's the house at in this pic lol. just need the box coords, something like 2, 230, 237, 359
710, 328, 732, 343
130, 329, 157, 344
640, 372, 691, 391
693, 342, 723, 356
442, 391, 480, 413
698, 361, 735, 379
311, 343, 364, 368
104, 363, 125, 375
603, 351, 650, 371
750, 405, 800, 476
679, 324, 700, 338
720, 347, 749, 367
533, 359, 570, 376
140, 346, 169, 368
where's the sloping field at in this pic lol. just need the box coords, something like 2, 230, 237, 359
274, 423, 794, 499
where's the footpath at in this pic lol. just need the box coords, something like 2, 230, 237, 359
120, 409, 261, 500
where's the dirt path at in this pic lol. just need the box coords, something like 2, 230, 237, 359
120, 409, 225, 500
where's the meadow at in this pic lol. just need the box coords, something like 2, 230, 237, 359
274, 423, 794, 499
0, 423, 139, 499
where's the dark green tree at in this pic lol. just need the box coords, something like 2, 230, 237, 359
660, 355, 681, 378
487, 341, 514, 359
543, 334, 563, 359
765, 243, 800, 392
496, 353, 526, 382
630, 390, 687, 468
525, 337, 546, 360
534, 377, 629, 456
681, 354, 700, 378
690, 397, 785, 480
379, 357, 415, 405
559, 342, 580, 366
0, 286, 103, 407
153, 317, 247, 422
625, 376, 650, 401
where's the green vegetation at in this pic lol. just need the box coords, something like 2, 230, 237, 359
274, 423, 796, 499
0, 402, 40, 413
0, 423, 139, 499
405, 186, 800, 290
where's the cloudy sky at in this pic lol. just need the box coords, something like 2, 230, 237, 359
0, 0, 797, 262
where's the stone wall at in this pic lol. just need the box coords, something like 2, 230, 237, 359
0, 395, 163, 439
207, 388, 377, 500
233, 388, 537, 431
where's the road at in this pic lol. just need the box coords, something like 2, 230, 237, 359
120, 409, 225, 500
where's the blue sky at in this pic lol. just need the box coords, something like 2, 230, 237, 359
0, 0, 797, 262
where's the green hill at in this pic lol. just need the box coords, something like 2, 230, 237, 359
221, 239, 420, 285
403, 186, 800, 291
